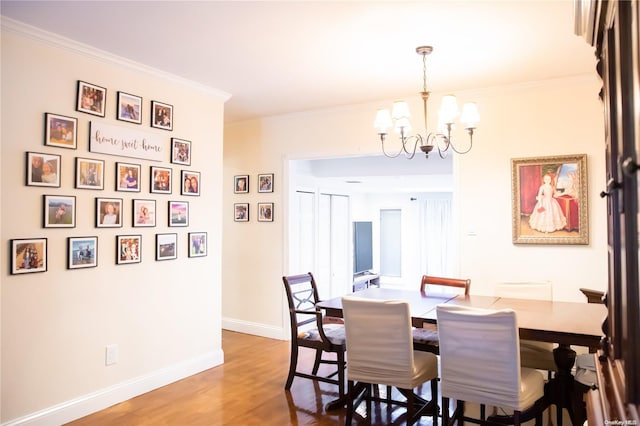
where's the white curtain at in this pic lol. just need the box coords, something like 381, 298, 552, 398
419, 196, 454, 277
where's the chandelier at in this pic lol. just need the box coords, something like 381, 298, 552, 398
374, 46, 480, 159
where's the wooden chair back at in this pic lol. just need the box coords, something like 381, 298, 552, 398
420, 275, 471, 296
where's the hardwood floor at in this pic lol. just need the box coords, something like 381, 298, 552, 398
66, 330, 439, 425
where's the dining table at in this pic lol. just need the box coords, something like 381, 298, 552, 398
316, 287, 608, 425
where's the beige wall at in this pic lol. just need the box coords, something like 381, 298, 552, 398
1, 23, 227, 424
222, 75, 608, 337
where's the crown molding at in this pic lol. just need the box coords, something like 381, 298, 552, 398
1, 16, 231, 102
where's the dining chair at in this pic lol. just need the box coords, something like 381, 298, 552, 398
342, 296, 439, 425
494, 281, 557, 374
436, 304, 548, 426
282, 273, 346, 398
413, 275, 471, 354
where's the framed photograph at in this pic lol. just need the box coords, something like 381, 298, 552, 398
11, 238, 47, 274
151, 100, 173, 131
234, 203, 249, 222
171, 138, 191, 165
258, 173, 274, 193
96, 197, 123, 228
26, 152, 61, 187
116, 235, 141, 264
68, 236, 98, 269
117, 91, 142, 124
75, 157, 105, 190
234, 175, 249, 194
188, 232, 207, 258
150, 166, 172, 194
45, 113, 77, 149
511, 154, 588, 245
116, 162, 141, 192
169, 201, 189, 227
76, 80, 106, 117
181, 170, 201, 196
257, 202, 274, 222
43, 195, 75, 228
156, 233, 177, 261
133, 199, 156, 227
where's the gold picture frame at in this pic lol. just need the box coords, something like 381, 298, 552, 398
511, 154, 588, 245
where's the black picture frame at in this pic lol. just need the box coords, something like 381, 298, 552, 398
117, 91, 142, 124
96, 197, 123, 228
169, 201, 189, 227
11, 238, 47, 274
156, 233, 177, 261
116, 235, 141, 264
26, 152, 61, 187
45, 112, 77, 149
132, 199, 156, 227
257, 202, 274, 222
75, 157, 105, 190
150, 166, 172, 194
68, 236, 98, 269
258, 173, 274, 193
188, 232, 207, 258
234, 175, 249, 194
234, 203, 249, 222
76, 80, 106, 117
181, 170, 200, 196
116, 162, 141, 192
171, 138, 191, 165
151, 100, 173, 131
43, 195, 76, 228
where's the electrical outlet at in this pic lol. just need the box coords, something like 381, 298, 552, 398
105, 344, 118, 366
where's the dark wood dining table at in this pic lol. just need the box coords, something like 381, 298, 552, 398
316, 287, 608, 425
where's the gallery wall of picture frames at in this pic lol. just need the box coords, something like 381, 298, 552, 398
11, 79, 209, 275
233, 173, 275, 222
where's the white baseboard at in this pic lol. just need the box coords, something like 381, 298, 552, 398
222, 317, 287, 340
3, 350, 224, 426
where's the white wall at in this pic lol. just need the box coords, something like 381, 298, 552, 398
1, 22, 227, 424
222, 74, 608, 339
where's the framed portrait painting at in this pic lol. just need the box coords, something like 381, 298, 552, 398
76, 157, 105, 190
181, 170, 200, 196
116, 162, 141, 192
171, 138, 191, 165
68, 236, 98, 269
151, 100, 173, 131
45, 113, 77, 149
258, 173, 274, 193
43, 195, 75, 228
26, 152, 61, 187
116, 235, 141, 264
511, 154, 588, 245
188, 232, 207, 257
156, 233, 177, 261
76, 80, 106, 117
96, 197, 123, 228
117, 91, 142, 124
132, 199, 156, 227
11, 238, 47, 274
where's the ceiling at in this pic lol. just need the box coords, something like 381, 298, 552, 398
1, 1, 597, 125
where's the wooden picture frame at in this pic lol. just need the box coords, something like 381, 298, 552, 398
75, 157, 105, 190
156, 233, 177, 261
171, 138, 191, 165
76, 80, 106, 117
116, 235, 141, 264
116, 162, 141, 192
169, 201, 189, 227
43, 195, 75, 228
11, 238, 47, 274
181, 170, 200, 196
511, 154, 588, 245
68, 236, 97, 269
150, 166, 172, 194
258, 173, 274, 193
26, 152, 61, 187
96, 197, 123, 228
117, 91, 142, 124
151, 100, 173, 131
234, 175, 249, 194
257, 202, 274, 222
188, 232, 207, 257
45, 113, 77, 149
234, 203, 249, 222
132, 199, 156, 227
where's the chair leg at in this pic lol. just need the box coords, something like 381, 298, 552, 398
346, 380, 355, 426
442, 397, 450, 425
431, 378, 439, 425
285, 345, 298, 390
514, 410, 521, 426
406, 388, 415, 425
311, 348, 322, 375
337, 350, 346, 398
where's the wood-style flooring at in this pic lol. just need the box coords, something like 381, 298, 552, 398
65, 330, 439, 425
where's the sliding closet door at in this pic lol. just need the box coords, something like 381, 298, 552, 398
318, 193, 350, 298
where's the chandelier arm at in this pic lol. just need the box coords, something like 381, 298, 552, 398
380, 134, 420, 159
447, 130, 474, 155
380, 134, 406, 158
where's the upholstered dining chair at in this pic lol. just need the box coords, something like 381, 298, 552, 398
342, 296, 439, 425
436, 304, 548, 426
494, 281, 557, 374
413, 275, 471, 354
282, 273, 346, 398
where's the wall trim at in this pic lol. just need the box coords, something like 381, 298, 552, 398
2, 350, 224, 426
222, 317, 287, 341
1, 16, 231, 102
